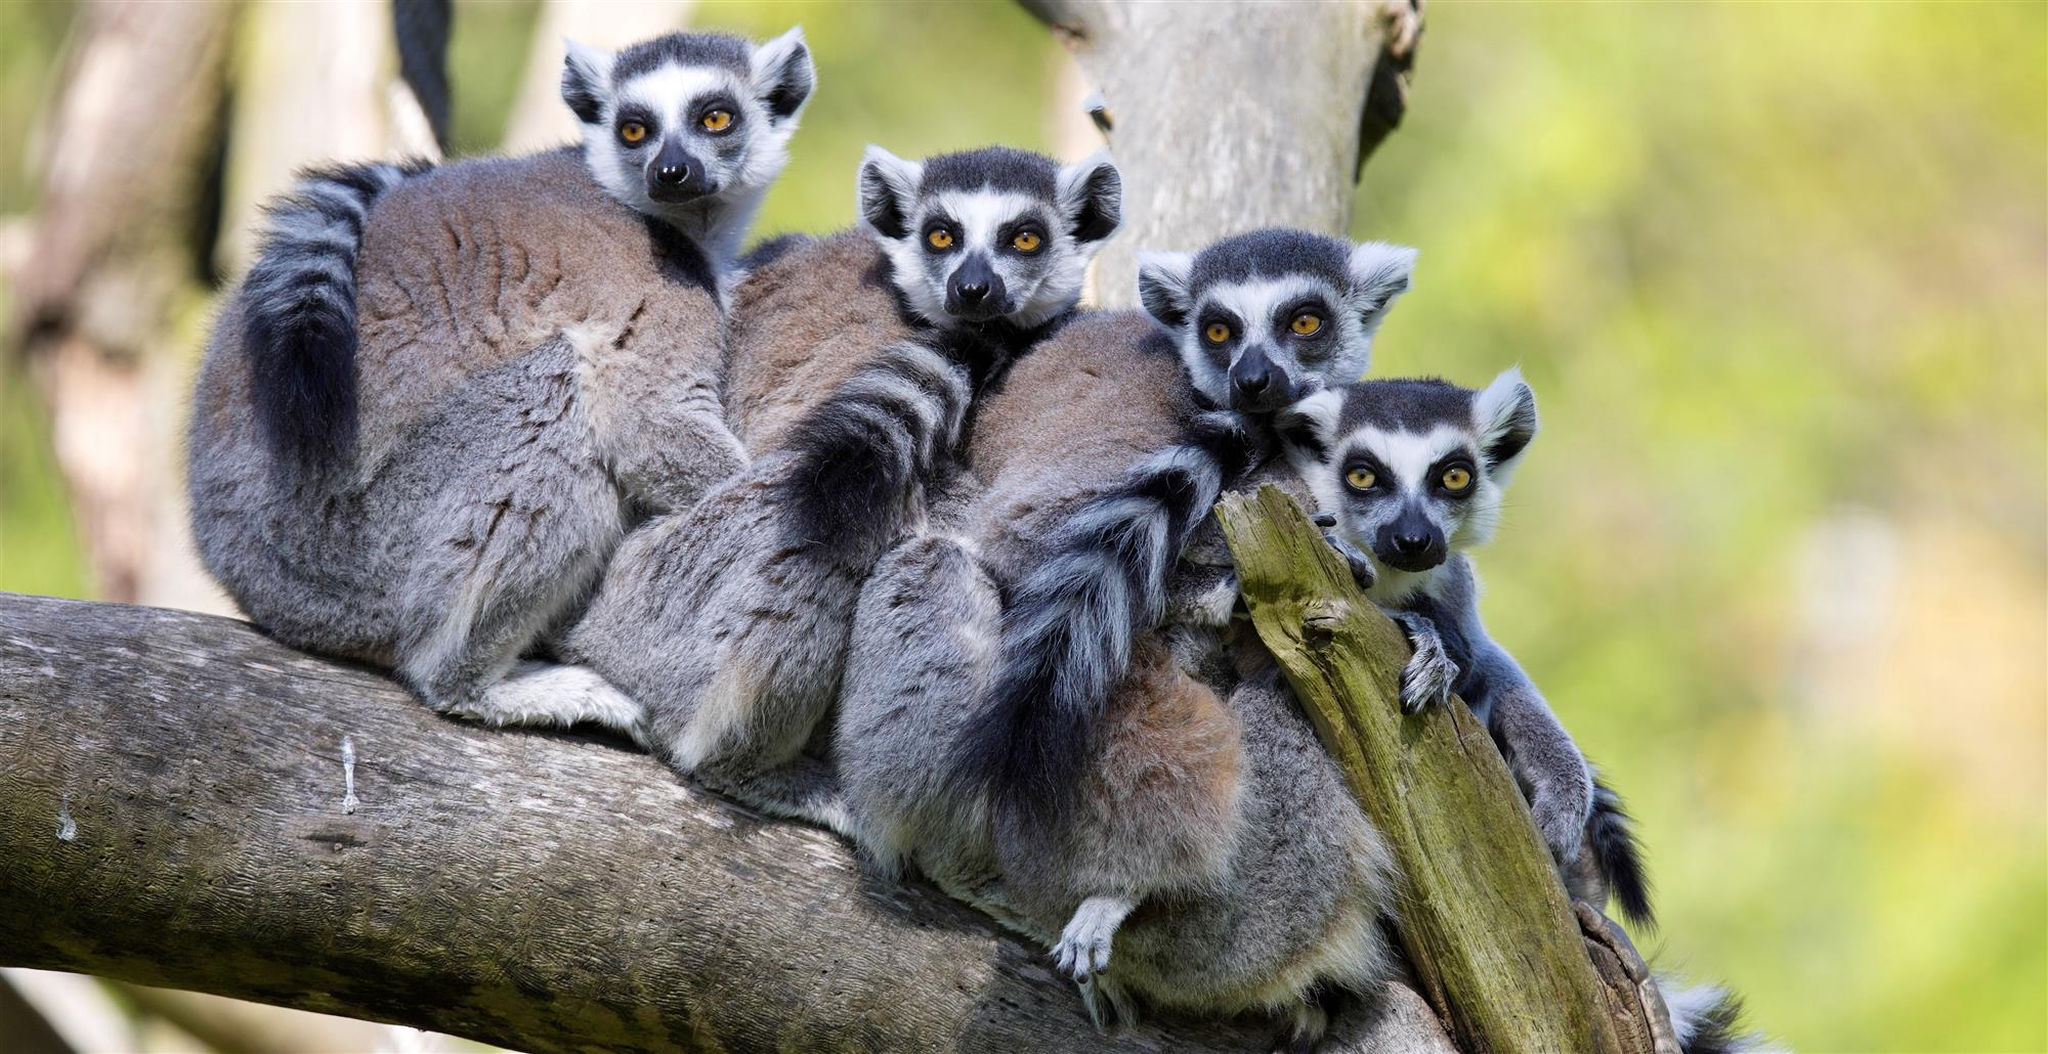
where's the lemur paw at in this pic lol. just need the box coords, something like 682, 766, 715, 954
1189, 572, 1241, 627
1314, 515, 1377, 590
1054, 925, 1115, 983
1388, 611, 1458, 714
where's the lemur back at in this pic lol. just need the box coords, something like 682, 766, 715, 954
537, 146, 1124, 834
188, 29, 814, 721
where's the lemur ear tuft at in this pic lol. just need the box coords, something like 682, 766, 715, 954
750, 27, 815, 123
857, 145, 922, 241
561, 39, 615, 125
1347, 241, 1419, 329
1056, 150, 1123, 244
1475, 367, 1539, 481
1275, 389, 1343, 465
1135, 251, 1195, 331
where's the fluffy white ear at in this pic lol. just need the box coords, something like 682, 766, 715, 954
1055, 149, 1123, 244
750, 26, 815, 123
561, 39, 616, 124
1347, 241, 1419, 327
1135, 250, 1195, 331
1474, 366, 1539, 482
857, 144, 923, 240
1274, 388, 1344, 467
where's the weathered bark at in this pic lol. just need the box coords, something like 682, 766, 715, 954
1022, 0, 1424, 306
6, 0, 235, 609
0, 591, 1458, 1053
1216, 487, 1678, 1054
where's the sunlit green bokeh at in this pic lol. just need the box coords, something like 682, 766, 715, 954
2, 3, 2041, 1050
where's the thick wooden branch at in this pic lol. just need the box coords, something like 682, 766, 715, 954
1021, 0, 1423, 306
1216, 488, 1660, 1054
0, 592, 1455, 1052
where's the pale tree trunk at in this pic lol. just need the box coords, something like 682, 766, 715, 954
216, 0, 417, 277
6, 0, 235, 610
1023, 0, 1424, 306
499, 0, 696, 156
0, 592, 1454, 1054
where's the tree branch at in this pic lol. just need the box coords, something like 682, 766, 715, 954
1216, 488, 1669, 1054
0, 591, 1454, 1053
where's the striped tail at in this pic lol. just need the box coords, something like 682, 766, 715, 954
951, 411, 1253, 825
769, 339, 973, 567
241, 159, 431, 468
1661, 980, 1772, 1054
1589, 775, 1655, 929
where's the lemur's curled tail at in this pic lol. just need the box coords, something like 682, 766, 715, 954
1589, 775, 1655, 928
771, 339, 973, 566
242, 159, 432, 468
952, 410, 1253, 823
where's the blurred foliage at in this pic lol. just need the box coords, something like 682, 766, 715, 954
2, 1, 2044, 1051
1358, 4, 2047, 1050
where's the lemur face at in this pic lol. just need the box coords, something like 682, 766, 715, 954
1279, 370, 1537, 588
563, 29, 813, 219
859, 146, 1122, 331
1137, 230, 1417, 415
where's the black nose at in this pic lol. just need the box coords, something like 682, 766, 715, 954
954, 278, 988, 304
1392, 532, 1431, 555
655, 162, 690, 186
1233, 370, 1270, 398
945, 256, 1005, 319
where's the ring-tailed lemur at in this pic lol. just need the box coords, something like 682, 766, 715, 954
187, 29, 814, 724
948, 230, 1419, 833
1276, 370, 1648, 922
836, 231, 1421, 1046
536, 146, 1124, 833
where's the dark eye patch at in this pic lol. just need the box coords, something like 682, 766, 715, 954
1194, 305, 1244, 364
997, 214, 1052, 256
692, 93, 741, 127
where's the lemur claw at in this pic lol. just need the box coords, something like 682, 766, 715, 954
1319, 527, 1378, 590
1388, 610, 1458, 714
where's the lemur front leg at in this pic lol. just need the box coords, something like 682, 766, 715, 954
1386, 610, 1460, 715
1471, 648, 1596, 864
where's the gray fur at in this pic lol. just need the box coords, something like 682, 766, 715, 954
840, 543, 1398, 1043
558, 147, 1118, 833
834, 232, 1420, 1042
189, 29, 807, 732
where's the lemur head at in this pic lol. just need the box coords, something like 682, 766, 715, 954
1279, 369, 1538, 588
858, 145, 1123, 331
562, 28, 814, 224
1136, 230, 1417, 415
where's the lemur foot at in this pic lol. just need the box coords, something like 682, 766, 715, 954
1054, 894, 1137, 982
1387, 610, 1458, 714
1077, 974, 1139, 1033
1313, 514, 1377, 590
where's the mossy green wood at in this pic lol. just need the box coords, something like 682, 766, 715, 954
1216, 486, 1626, 1054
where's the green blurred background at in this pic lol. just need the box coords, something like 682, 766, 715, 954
2, 2, 2042, 1051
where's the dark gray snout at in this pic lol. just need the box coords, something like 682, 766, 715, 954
945, 254, 1009, 321
647, 140, 716, 202
1375, 507, 1448, 572
1228, 344, 1297, 412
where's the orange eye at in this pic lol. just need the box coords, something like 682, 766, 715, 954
1345, 467, 1376, 491
1441, 466, 1473, 492
618, 121, 648, 144
1291, 313, 1323, 336
1012, 231, 1042, 253
1204, 322, 1232, 344
700, 110, 733, 133
927, 228, 954, 250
